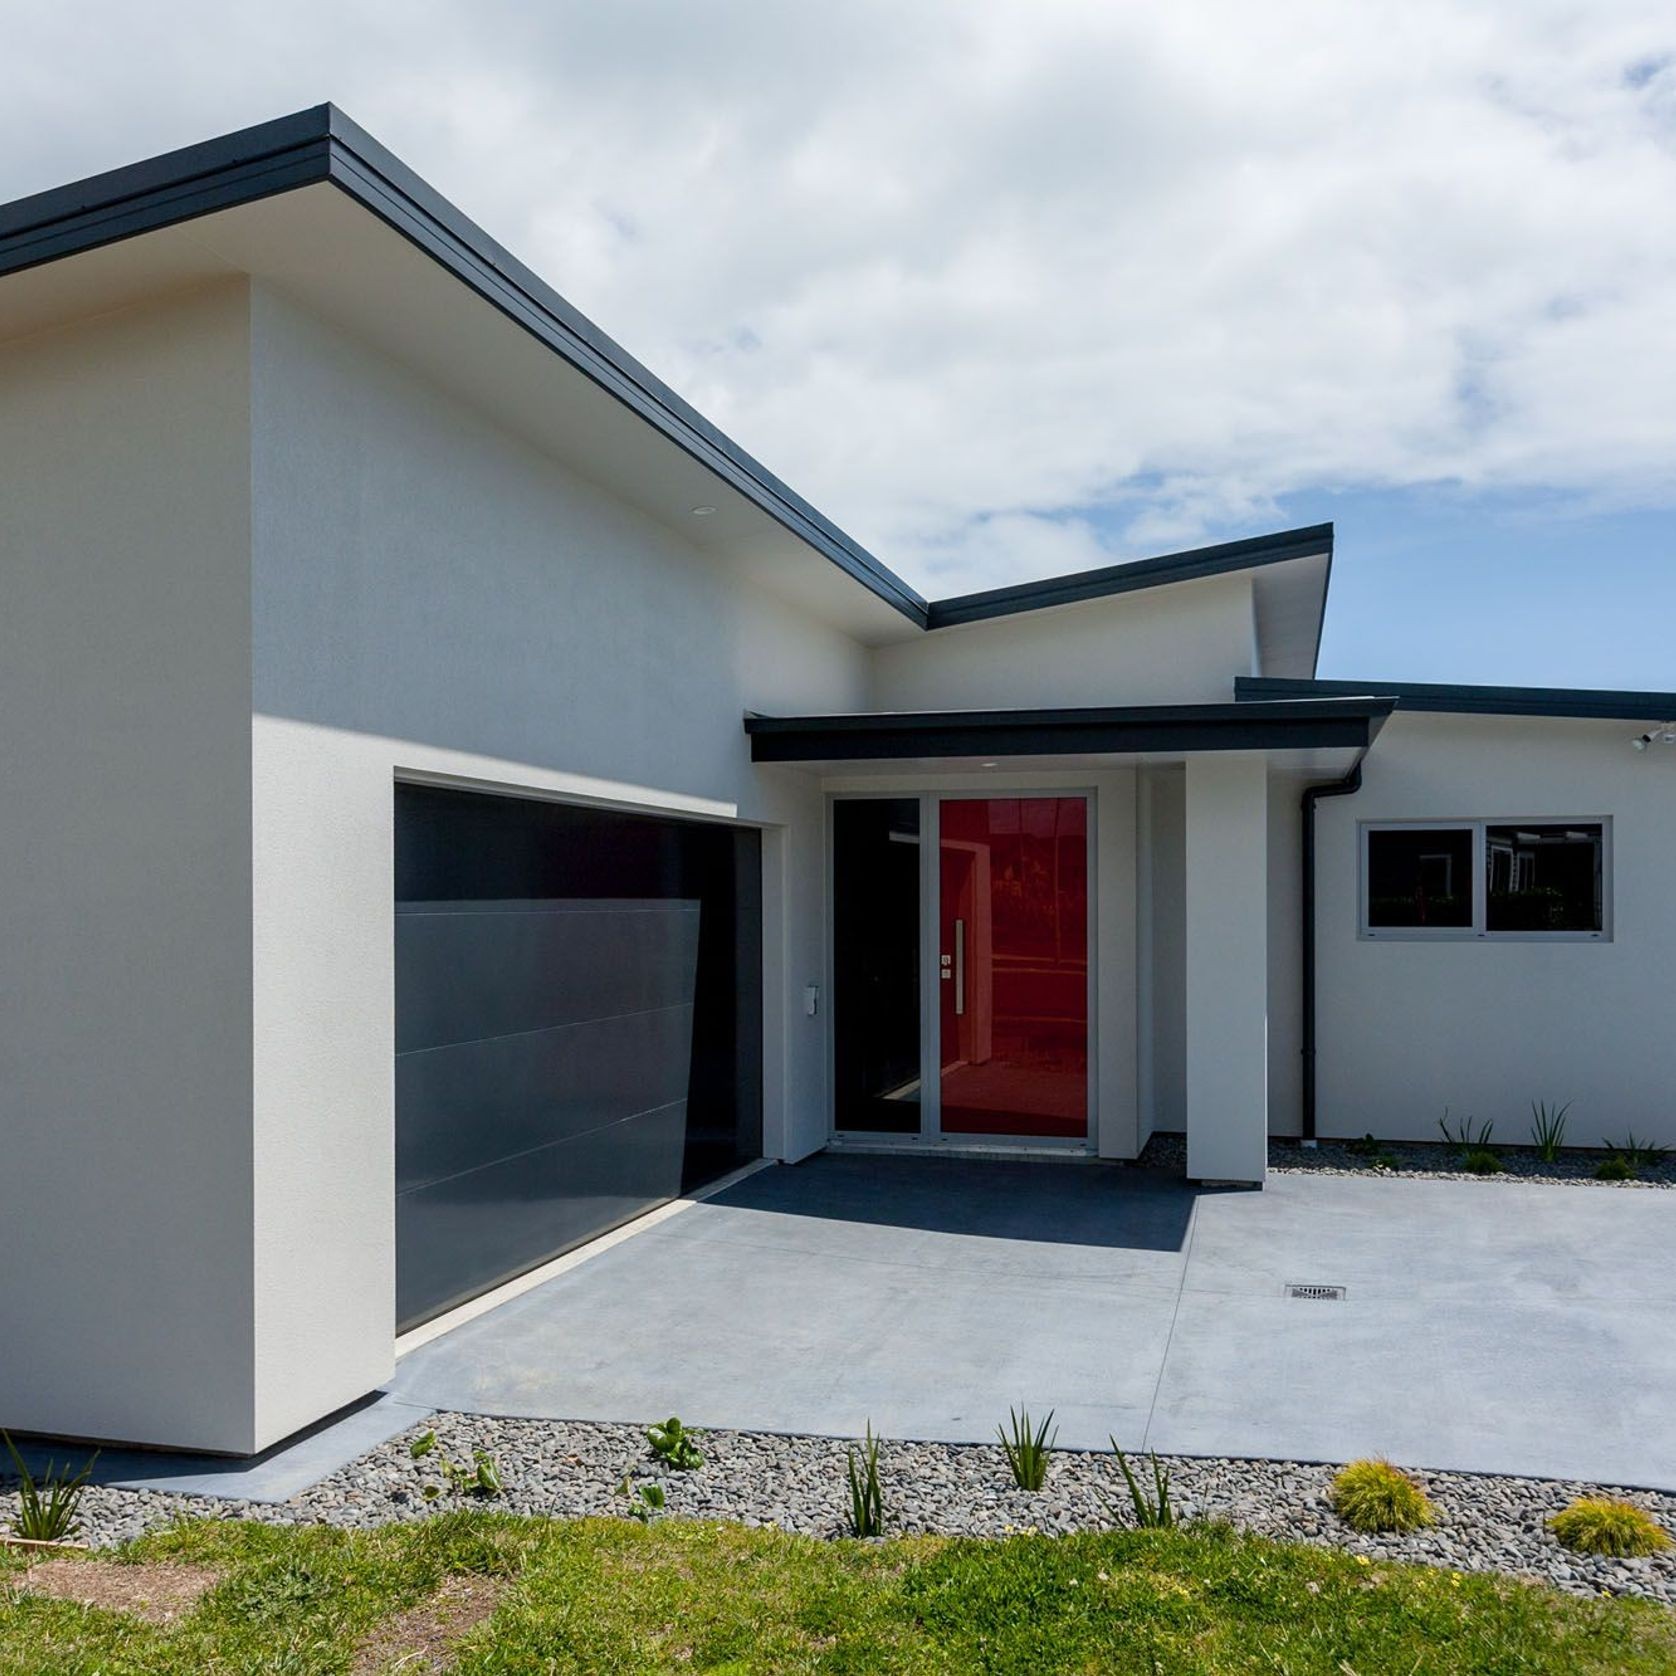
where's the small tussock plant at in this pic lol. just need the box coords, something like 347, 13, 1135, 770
1439, 1108, 1493, 1153
1529, 1100, 1571, 1163
1548, 1497, 1670, 1558
1461, 1148, 1503, 1175
1101, 1443, 1175, 1529
1606, 1133, 1670, 1171
1330, 1459, 1435, 1534
847, 1424, 885, 1537
1595, 1155, 1635, 1182
4, 1432, 97, 1543
997, 1407, 1057, 1492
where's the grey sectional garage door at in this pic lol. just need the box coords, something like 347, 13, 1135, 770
394, 785, 761, 1330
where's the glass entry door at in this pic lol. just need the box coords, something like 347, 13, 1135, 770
832, 799, 923, 1133
937, 797, 1089, 1140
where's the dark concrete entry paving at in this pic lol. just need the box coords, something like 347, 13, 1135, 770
389, 1153, 1676, 1490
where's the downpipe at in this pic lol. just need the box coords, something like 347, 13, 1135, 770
1300, 757, 1368, 1143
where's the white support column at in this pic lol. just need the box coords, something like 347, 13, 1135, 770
1184, 753, 1269, 1185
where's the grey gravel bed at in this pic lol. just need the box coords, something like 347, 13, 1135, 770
1139, 1131, 1676, 1188
16, 1413, 1674, 1606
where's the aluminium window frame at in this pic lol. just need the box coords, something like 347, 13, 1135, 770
1358, 817, 1612, 943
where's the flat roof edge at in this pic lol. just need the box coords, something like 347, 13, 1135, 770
1237, 675, 1676, 723
745, 695, 1392, 762
925, 524, 1334, 630
0, 106, 336, 246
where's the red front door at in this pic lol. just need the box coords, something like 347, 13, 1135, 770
938, 797, 1088, 1139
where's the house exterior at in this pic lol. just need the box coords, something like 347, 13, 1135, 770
2, 106, 1672, 1458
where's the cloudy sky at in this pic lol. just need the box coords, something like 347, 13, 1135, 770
7, 1, 1674, 685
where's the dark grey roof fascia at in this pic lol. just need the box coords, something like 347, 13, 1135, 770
1236, 676, 1676, 722
0, 104, 929, 627
925, 524, 1334, 630
745, 696, 1393, 763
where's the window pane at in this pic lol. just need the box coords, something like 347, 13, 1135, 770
1485, 824, 1603, 932
1366, 828, 1474, 928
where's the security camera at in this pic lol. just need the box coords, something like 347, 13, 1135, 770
1633, 725, 1676, 750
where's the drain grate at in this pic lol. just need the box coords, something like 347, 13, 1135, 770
1286, 1282, 1346, 1301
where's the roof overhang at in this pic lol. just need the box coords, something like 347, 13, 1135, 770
926, 525, 1333, 677
1, 106, 1341, 663
1238, 676, 1676, 722
745, 696, 1392, 776
0, 104, 923, 644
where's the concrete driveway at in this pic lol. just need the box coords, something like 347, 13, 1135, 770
389, 1153, 1676, 1491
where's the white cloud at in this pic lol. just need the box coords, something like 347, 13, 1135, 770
3, 0, 1673, 594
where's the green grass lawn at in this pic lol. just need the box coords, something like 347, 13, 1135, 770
2, 1512, 1673, 1674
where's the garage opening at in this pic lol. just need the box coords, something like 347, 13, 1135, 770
394, 783, 763, 1331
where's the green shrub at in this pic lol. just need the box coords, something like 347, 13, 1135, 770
1329, 1459, 1434, 1534
646, 1416, 704, 1471
1605, 1132, 1670, 1170
470, 1451, 502, 1496
1595, 1155, 1635, 1182
618, 1475, 665, 1523
1548, 1497, 1670, 1557
1346, 1134, 1401, 1170
1461, 1148, 1503, 1175
414, 1440, 502, 1501
997, 1406, 1056, 1491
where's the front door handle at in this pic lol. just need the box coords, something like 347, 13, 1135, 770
953, 917, 966, 1015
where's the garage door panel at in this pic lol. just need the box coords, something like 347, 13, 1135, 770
395, 1000, 698, 1194
393, 784, 762, 1334
396, 1101, 689, 1330
395, 900, 702, 1054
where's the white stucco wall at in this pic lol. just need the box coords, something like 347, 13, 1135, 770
1094, 772, 1140, 1159
1137, 767, 1187, 1147
0, 285, 259, 1451
868, 574, 1257, 711
24, 265, 1667, 1462
1313, 712, 1676, 1149
247, 284, 864, 1446
1183, 755, 1269, 1183
1266, 773, 1307, 1137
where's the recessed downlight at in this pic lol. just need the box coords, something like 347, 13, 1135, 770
690, 505, 717, 517
981, 760, 999, 769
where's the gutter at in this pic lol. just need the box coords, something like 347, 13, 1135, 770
1299, 751, 1371, 1143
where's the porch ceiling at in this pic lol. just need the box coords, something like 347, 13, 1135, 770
744, 696, 1393, 776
